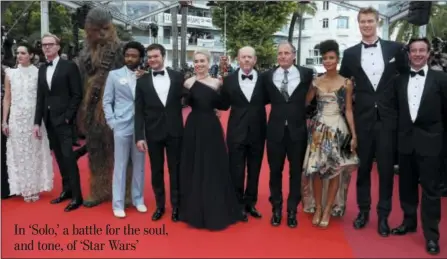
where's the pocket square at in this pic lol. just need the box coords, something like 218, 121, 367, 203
389, 57, 395, 63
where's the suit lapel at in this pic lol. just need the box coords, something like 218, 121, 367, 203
376, 40, 394, 91
352, 43, 375, 92
165, 69, 175, 106
233, 69, 249, 103
49, 60, 62, 91
148, 73, 164, 106
39, 66, 50, 91
120, 67, 134, 99
289, 65, 305, 99
380, 40, 393, 68
415, 69, 434, 122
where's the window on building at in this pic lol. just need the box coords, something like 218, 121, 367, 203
302, 18, 312, 30
322, 18, 329, 28
337, 17, 349, 29
323, 1, 329, 10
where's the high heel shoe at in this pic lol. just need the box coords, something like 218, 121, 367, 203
312, 207, 322, 226
319, 208, 332, 228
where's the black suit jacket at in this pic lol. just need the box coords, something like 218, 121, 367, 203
395, 69, 447, 157
220, 69, 268, 143
264, 65, 313, 142
134, 69, 185, 142
339, 39, 408, 131
34, 59, 83, 126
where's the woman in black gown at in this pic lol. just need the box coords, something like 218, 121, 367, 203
179, 49, 242, 230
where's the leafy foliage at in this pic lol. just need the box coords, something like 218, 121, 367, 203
3, 2, 73, 44
211, 2, 296, 65
389, 3, 447, 43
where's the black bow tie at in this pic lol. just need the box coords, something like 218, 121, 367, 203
241, 74, 253, 80
410, 70, 425, 77
362, 41, 378, 49
153, 70, 165, 76
45, 61, 53, 67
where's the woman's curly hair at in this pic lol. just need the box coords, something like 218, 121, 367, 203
319, 39, 340, 57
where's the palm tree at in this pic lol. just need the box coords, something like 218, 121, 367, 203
288, 2, 317, 65
389, 2, 447, 43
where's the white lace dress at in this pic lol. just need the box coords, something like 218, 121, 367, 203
5, 65, 53, 201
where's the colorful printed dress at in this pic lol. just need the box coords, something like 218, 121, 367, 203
301, 80, 358, 217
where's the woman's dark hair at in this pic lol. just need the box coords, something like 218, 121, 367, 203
319, 40, 340, 58
16, 42, 35, 56
123, 41, 145, 58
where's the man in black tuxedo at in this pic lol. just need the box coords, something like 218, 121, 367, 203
391, 38, 446, 255
134, 44, 184, 222
33, 33, 83, 212
339, 7, 408, 236
221, 46, 267, 221
264, 41, 313, 228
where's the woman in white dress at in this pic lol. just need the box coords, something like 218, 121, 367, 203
1, 42, 53, 202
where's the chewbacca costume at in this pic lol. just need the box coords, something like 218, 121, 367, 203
77, 8, 133, 207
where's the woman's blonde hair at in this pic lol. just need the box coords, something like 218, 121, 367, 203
193, 49, 211, 62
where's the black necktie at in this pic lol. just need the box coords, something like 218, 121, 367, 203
153, 70, 165, 76
362, 41, 378, 49
410, 70, 425, 77
45, 61, 53, 67
241, 74, 253, 80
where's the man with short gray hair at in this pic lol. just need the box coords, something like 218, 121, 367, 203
264, 41, 313, 228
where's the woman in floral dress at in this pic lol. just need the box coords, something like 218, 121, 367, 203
302, 40, 358, 228
1, 42, 53, 202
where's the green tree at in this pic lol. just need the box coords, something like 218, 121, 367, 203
3, 1, 73, 44
389, 3, 447, 43
115, 25, 134, 41
211, 2, 296, 65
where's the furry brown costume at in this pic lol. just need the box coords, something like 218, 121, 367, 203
77, 7, 132, 207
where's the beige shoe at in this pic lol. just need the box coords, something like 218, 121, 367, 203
135, 205, 147, 213
113, 210, 126, 218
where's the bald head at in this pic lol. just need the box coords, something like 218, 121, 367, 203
238, 46, 257, 74
238, 46, 256, 57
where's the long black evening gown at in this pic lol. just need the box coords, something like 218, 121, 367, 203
179, 81, 242, 230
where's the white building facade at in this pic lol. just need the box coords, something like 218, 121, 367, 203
123, 1, 384, 68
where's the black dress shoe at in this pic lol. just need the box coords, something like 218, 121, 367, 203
171, 208, 179, 222
64, 200, 83, 212
241, 210, 248, 222
270, 210, 281, 226
426, 240, 440, 255
353, 212, 369, 229
287, 211, 297, 228
391, 223, 417, 235
246, 206, 262, 218
152, 208, 165, 221
50, 192, 72, 204
378, 218, 390, 237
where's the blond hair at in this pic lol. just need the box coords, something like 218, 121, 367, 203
357, 7, 379, 21
41, 33, 61, 44
194, 49, 211, 62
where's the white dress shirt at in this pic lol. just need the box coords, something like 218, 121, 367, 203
125, 67, 137, 99
407, 65, 428, 122
152, 68, 171, 106
361, 40, 384, 91
238, 69, 257, 102
273, 66, 300, 96
46, 56, 60, 89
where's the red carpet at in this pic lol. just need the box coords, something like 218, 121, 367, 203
2, 107, 446, 258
